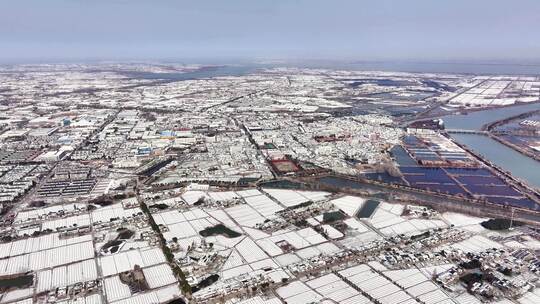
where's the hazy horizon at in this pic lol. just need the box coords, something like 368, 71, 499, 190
2, 0, 540, 64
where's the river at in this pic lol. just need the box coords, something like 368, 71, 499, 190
451, 133, 540, 188
442, 103, 540, 130
440, 103, 540, 189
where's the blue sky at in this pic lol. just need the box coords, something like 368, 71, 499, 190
1, 0, 540, 62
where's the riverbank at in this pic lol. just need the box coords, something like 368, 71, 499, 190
442, 102, 540, 130
404, 100, 540, 127
489, 134, 540, 162
432, 103, 540, 191
481, 109, 540, 162
449, 133, 540, 191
